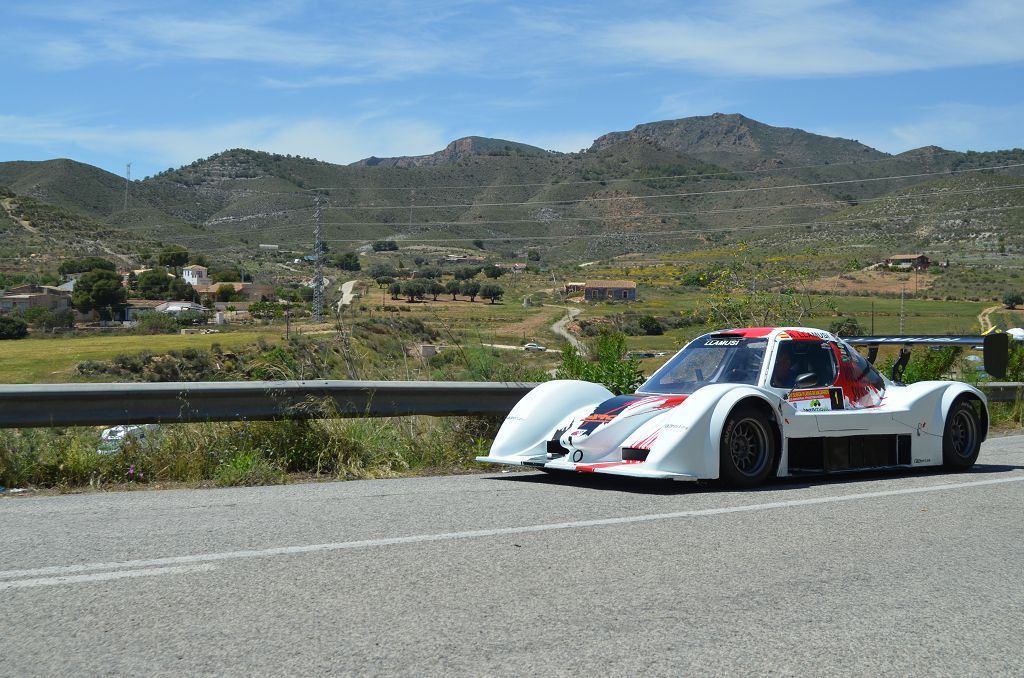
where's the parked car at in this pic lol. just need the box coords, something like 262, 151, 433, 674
478, 326, 999, 487
97, 424, 159, 455
523, 342, 547, 352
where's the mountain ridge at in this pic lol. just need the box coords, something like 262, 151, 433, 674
590, 112, 887, 169
351, 136, 554, 168
1, 113, 1022, 269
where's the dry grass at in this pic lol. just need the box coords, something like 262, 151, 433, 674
0, 329, 283, 383
807, 270, 932, 295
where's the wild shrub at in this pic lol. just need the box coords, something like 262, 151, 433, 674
556, 332, 644, 395
0, 427, 112, 488
429, 345, 549, 382
0, 411, 502, 490
214, 452, 286, 487
135, 311, 179, 334
16, 308, 73, 331
878, 346, 964, 384
0, 316, 28, 340
112, 351, 154, 374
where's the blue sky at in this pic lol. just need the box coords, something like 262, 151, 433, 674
2, 0, 1022, 178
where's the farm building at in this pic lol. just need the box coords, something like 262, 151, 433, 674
0, 284, 72, 314
884, 254, 930, 270
564, 282, 586, 295
584, 280, 637, 301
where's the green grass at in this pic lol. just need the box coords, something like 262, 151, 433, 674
0, 413, 499, 490
0, 329, 283, 383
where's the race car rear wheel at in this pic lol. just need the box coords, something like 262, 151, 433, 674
943, 398, 981, 470
720, 405, 776, 488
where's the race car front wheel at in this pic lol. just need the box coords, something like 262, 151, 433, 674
943, 398, 981, 470
720, 405, 776, 488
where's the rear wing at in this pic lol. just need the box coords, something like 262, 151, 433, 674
846, 333, 1009, 381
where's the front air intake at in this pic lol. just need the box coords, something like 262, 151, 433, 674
621, 447, 649, 462
547, 439, 568, 457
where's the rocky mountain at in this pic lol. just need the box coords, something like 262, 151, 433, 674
1, 114, 1021, 271
590, 112, 886, 169
352, 136, 553, 168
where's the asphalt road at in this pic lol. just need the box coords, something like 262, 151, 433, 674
2, 437, 1024, 676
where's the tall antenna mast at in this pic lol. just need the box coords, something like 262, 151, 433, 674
124, 162, 131, 211
312, 194, 324, 322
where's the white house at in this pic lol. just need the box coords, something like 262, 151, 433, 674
181, 265, 212, 287
155, 301, 208, 315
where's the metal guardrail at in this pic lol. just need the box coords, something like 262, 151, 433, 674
980, 382, 1024, 403
0, 380, 1020, 429
0, 381, 541, 428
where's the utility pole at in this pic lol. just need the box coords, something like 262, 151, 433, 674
124, 162, 131, 211
899, 286, 905, 333
312, 194, 324, 323
408, 189, 414, 231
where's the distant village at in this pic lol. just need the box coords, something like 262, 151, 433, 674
0, 260, 270, 327
0, 250, 938, 325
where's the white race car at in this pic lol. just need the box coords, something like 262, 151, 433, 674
477, 327, 1006, 487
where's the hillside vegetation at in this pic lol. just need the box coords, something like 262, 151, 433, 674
0, 113, 1022, 275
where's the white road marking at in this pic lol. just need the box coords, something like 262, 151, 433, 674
2, 474, 1022, 584
0, 564, 217, 590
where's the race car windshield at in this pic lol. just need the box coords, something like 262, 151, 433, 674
638, 336, 768, 395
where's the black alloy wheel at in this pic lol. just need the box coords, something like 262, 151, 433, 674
720, 405, 776, 488
943, 399, 981, 470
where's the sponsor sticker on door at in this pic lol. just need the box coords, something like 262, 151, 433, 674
789, 388, 834, 411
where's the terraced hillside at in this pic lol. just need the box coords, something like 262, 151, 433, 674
0, 114, 1022, 272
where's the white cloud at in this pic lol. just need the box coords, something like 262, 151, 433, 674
652, 92, 738, 120
598, 0, 1024, 77
261, 75, 371, 89
819, 103, 1024, 153
17, 4, 466, 81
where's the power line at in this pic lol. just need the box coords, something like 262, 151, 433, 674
9, 203, 1012, 259
311, 162, 1024, 211
196, 162, 1024, 224
18, 158, 1015, 252
210, 146, 994, 195
309, 182, 1024, 229
205, 205, 317, 225
187, 161, 1024, 238
189, 182, 1024, 240
312, 205, 1024, 243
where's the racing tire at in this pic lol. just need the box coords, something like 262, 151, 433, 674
942, 399, 981, 470
719, 405, 776, 488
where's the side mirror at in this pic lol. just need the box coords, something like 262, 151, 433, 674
794, 372, 818, 388
984, 332, 1009, 379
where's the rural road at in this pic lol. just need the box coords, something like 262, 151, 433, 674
550, 306, 583, 353
335, 279, 358, 314
978, 304, 1001, 332
2, 438, 1024, 675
